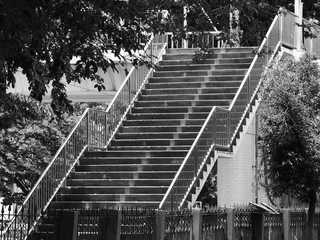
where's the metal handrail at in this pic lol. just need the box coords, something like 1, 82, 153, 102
1, 34, 168, 240
158, 11, 298, 211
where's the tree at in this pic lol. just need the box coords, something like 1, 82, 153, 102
0, 0, 189, 118
259, 55, 320, 239
0, 93, 77, 204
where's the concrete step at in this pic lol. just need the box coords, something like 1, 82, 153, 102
60, 186, 169, 194
69, 171, 177, 179
153, 69, 247, 77
83, 150, 188, 158
141, 86, 239, 95
118, 125, 202, 133
138, 93, 234, 101
145, 81, 242, 89
162, 52, 255, 60
75, 164, 181, 172
126, 112, 209, 120
134, 99, 230, 108
50, 201, 160, 209
115, 132, 198, 139
110, 138, 194, 147
66, 178, 172, 187
165, 47, 256, 55
79, 156, 184, 165
130, 106, 216, 114
107, 145, 191, 151
123, 119, 205, 126
56, 193, 164, 202
156, 63, 251, 71
159, 57, 254, 66
148, 75, 245, 83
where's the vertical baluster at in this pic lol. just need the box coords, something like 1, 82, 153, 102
247, 75, 251, 103
86, 110, 90, 146
13, 206, 17, 240
1, 205, 4, 238
227, 111, 231, 145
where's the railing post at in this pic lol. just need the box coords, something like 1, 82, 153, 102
62, 147, 67, 187
279, 12, 283, 42
105, 113, 108, 146
86, 110, 90, 145
227, 111, 231, 146
247, 74, 251, 102
150, 40, 154, 64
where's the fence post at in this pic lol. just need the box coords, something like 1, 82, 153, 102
283, 209, 291, 240
56, 210, 79, 240
190, 208, 202, 240
226, 208, 235, 240
99, 209, 122, 240
155, 210, 166, 240
251, 212, 264, 240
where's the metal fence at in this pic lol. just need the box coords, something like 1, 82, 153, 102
3, 205, 320, 240
264, 212, 283, 240
165, 210, 192, 240
121, 208, 156, 240
202, 209, 227, 240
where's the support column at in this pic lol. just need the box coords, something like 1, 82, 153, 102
155, 210, 166, 240
252, 213, 264, 240
56, 210, 79, 240
283, 209, 291, 240
226, 208, 235, 240
294, 0, 304, 51
98, 210, 122, 240
190, 208, 202, 240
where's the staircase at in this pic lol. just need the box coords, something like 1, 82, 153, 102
51, 47, 256, 210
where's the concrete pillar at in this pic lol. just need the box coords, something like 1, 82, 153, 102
294, 0, 304, 50
155, 210, 166, 240
57, 210, 79, 240
190, 208, 202, 240
226, 208, 235, 240
98, 210, 121, 240
252, 213, 264, 240
283, 209, 291, 240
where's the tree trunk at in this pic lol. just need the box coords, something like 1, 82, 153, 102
306, 189, 317, 240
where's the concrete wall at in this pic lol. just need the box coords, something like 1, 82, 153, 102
217, 116, 257, 206
8, 64, 131, 103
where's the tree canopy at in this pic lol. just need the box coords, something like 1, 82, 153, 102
0, 0, 188, 117
2, 0, 320, 114
0, 94, 73, 204
259, 55, 320, 239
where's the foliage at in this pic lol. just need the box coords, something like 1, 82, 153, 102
0, 0, 186, 118
197, 172, 217, 208
0, 94, 76, 204
259, 55, 320, 238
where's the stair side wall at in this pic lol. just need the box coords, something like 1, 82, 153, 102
217, 116, 257, 206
